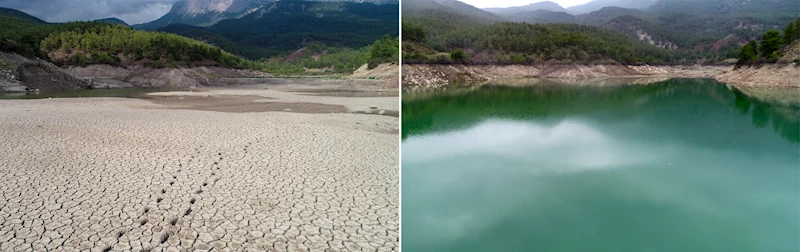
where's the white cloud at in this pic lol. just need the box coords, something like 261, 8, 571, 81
0, 0, 180, 25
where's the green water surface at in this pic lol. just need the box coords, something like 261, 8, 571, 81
0, 88, 164, 99
401, 79, 800, 252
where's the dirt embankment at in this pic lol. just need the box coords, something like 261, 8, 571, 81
0, 52, 280, 92
715, 40, 800, 87
0, 52, 90, 92
402, 63, 731, 88
347, 63, 399, 90
715, 64, 800, 87
66, 65, 270, 89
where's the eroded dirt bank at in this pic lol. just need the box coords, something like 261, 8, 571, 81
2, 50, 399, 92
0, 52, 90, 92
715, 64, 800, 87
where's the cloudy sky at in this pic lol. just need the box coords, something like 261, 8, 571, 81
0, 0, 180, 25
460, 0, 594, 8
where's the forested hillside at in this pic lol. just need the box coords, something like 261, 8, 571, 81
95, 18, 129, 26
147, 0, 399, 74
736, 18, 800, 64
402, 0, 502, 52
208, 1, 397, 57
404, 0, 799, 64
0, 7, 399, 75
0, 7, 46, 24
403, 22, 674, 64
39, 25, 254, 69
0, 14, 257, 69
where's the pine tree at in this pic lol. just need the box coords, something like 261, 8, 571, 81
738, 40, 758, 63
784, 21, 798, 45
759, 30, 782, 58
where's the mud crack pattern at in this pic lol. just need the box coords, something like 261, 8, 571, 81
0, 98, 398, 251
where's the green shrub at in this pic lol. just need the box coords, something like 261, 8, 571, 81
449, 48, 469, 63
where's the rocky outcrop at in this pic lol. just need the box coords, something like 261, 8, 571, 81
401, 65, 489, 89
536, 64, 640, 78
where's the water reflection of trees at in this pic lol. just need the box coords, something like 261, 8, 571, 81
402, 79, 799, 144
731, 87, 799, 143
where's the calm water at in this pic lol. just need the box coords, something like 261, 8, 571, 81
0, 88, 163, 99
402, 79, 800, 252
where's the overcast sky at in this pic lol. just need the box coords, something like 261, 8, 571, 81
460, 0, 594, 8
0, 0, 180, 25
0, 0, 594, 25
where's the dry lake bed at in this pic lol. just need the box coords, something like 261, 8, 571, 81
0, 81, 399, 251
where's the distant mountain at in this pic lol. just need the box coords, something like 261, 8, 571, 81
403, 0, 503, 22
0, 7, 46, 24
484, 1, 570, 15
602, 15, 679, 49
171, 0, 264, 15
158, 1, 398, 59
134, 0, 398, 30
648, 0, 796, 15
133, 0, 266, 30
95, 18, 129, 26
213, 1, 397, 49
504, 10, 577, 24
567, 0, 657, 13
646, 0, 798, 43
588, 0, 798, 58
576, 6, 647, 26
402, 0, 503, 48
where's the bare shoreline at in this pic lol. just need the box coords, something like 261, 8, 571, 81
401, 63, 800, 89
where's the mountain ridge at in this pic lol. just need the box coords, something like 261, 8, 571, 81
484, 1, 570, 14
94, 18, 129, 26
568, 0, 657, 13
154, 1, 398, 59
134, 0, 398, 29
0, 7, 47, 24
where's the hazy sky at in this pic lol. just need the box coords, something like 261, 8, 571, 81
0, 0, 180, 25
460, 0, 594, 8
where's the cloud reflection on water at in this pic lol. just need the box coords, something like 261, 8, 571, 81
403, 119, 654, 173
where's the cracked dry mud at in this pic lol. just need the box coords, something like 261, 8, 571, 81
0, 93, 398, 251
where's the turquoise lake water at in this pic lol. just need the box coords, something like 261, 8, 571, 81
401, 79, 799, 252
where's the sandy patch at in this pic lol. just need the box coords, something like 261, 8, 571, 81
148, 86, 398, 114
147, 95, 350, 114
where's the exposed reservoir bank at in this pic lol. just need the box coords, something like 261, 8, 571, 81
401, 63, 800, 89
